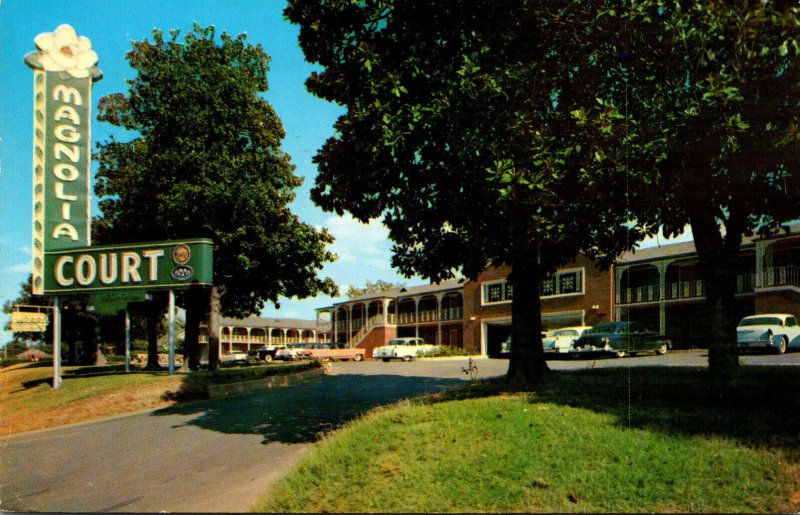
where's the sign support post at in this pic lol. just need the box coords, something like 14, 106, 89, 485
52, 297, 62, 389
124, 309, 131, 373
168, 290, 176, 375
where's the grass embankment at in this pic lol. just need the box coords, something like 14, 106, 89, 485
0, 360, 321, 435
255, 366, 800, 513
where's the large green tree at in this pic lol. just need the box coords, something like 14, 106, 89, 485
346, 279, 405, 299
286, 0, 640, 381
587, 1, 800, 377
95, 25, 338, 369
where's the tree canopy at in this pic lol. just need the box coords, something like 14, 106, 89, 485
94, 24, 338, 317
286, 1, 641, 380
585, 1, 800, 375
346, 280, 405, 299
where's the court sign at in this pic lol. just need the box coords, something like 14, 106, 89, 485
42, 239, 214, 295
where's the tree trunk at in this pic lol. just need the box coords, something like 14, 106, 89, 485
80, 317, 96, 366
183, 284, 205, 371
689, 209, 741, 379
207, 285, 221, 372
506, 248, 550, 383
144, 295, 162, 371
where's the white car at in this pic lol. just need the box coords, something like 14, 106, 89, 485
542, 326, 592, 353
220, 351, 249, 364
737, 314, 800, 354
373, 337, 438, 362
500, 332, 554, 355
275, 342, 312, 361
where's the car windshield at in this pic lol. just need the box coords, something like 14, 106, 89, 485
587, 322, 624, 334
388, 339, 414, 345
739, 317, 783, 327
552, 329, 579, 337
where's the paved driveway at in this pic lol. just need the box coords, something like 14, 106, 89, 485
0, 365, 466, 513
2, 350, 797, 512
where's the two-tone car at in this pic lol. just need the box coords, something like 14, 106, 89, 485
542, 326, 592, 353
570, 321, 670, 358
275, 342, 313, 361
252, 343, 287, 363
373, 337, 438, 362
737, 314, 800, 354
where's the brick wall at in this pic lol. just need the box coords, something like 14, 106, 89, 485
462, 256, 613, 353
356, 326, 398, 358
755, 290, 800, 317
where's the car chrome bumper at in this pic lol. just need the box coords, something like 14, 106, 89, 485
737, 339, 774, 348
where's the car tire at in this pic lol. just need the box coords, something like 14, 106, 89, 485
354, 354, 363, 362
402, 355, 412, 362
382, 358, 390, 362
614, 350, 626, 358
656, 343, 668, 356
264, 354, 273, 363
777, 336, 787, 355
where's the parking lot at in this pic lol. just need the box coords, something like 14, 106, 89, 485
330, 348, 800, 379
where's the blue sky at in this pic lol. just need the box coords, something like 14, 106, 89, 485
0, 1, 693, 347
0, 0, 416, 345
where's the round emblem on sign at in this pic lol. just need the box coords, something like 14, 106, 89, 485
173, 244, 191, 265
171, 265, 194, 281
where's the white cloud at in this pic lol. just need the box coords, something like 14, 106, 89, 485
323, 214, 394, 267
9, 262, 31, 273
17, 245, 31, 256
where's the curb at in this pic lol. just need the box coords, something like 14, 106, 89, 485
206, 365, 329, 398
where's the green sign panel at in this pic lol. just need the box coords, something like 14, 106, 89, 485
31, 71, 94, 294
42, 239, 213, 295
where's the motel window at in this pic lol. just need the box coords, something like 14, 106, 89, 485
540, 268, 584, 298
482, 268, 583, 306
482, 280, 513, 305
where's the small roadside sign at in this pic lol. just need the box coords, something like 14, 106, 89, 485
10, 311, 49, 332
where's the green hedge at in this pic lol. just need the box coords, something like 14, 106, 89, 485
163, 360, 324, 402
420, 346, 471, 358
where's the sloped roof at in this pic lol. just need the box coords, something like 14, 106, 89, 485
216, 315, 329, 331
616, 225, 800, 265
339, 277, 467, 304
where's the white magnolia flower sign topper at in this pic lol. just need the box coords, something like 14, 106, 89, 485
25, 24, 102, 80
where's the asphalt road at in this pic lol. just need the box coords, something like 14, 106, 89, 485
1, 349, 797, 513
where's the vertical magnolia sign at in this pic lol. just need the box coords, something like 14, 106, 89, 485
25, 25, 102, 294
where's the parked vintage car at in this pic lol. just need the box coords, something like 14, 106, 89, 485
219, 350, 249, 364
542, 326, 592, 353
737, 314, 800, 354
570, 321, 670, 358
305, 342, 366, 362
275, 342, 313, 361
249, 343, 287, 363
499, 332, 553, 356
373, 337, 438, 362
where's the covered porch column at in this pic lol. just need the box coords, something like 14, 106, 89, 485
614, 265, 628, 322
435, 293, 444, 345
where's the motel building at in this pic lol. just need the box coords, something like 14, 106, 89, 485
199, 316, 332, 360
200, 226, 800, 359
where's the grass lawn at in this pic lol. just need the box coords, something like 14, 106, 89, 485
0, 363, 184, 434
254, 366, 800, 513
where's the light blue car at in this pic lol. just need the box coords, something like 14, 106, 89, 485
737, 314, 800, 355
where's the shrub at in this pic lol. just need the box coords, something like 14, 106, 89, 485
420, 346, 471, 358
